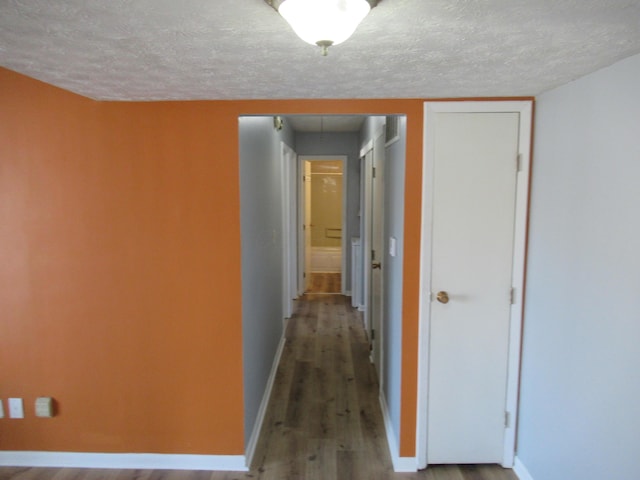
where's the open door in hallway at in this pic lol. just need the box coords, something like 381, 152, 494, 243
300, 157, 346, 295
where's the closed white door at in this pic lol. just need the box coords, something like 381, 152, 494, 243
369, 132, 385, 374
427, 112, 520, 464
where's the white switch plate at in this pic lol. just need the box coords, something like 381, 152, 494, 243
0, 399, 4, 418
9, 398, 24, 419
389, 236, 397, 257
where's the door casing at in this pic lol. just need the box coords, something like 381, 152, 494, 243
416, 101, 533, 469
281, 141, 298, 319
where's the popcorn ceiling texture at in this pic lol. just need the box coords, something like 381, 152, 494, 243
0, 0, 639, 100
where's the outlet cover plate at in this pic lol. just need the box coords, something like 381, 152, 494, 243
35, 397, 54, 417
9, 398, 24, 418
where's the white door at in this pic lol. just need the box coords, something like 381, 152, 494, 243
360, 149, 373, 329
369, 132, 385, 374
426, 112, 521, 464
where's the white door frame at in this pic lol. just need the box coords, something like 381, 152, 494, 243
416, 101, 533, 469
297, 155, 349, 295
281, 141, 298, 319
359, 142, 373, 325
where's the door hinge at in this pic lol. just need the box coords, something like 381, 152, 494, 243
516, 154, 523, 172
372, 166, 377, 178
371, 329, 375, 340
505, 411, 511, 428
510, 287, 516, 305
371, 249, 375, 261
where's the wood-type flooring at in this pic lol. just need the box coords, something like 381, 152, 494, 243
0, 294, 518, 480
306, 272, 341, 294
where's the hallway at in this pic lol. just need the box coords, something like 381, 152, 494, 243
250, 293, 519, 480
251, 293, 386, 478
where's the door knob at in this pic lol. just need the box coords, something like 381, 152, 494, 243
372, 262, 381, 270
436, 291, 449, 304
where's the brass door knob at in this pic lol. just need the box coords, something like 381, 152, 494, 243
436, 291, 449, 304
372, 262, 382, 270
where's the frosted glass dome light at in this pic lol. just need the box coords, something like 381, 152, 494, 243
276, 0, 372, 55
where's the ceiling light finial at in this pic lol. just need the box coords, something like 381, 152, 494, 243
317, 40, 333, 57
267, 0, 375, 55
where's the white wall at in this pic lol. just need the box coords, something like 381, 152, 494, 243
517, 53, 640, 480
239, 116, 295, 448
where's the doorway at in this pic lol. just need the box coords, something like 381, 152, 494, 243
299, 156, 347, 295
360, 128, 386, 377
417, 101, 533, 468
240, 114, 407, 469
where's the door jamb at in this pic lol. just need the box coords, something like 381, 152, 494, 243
359, 142, 373, 326
416, 101, 533, 469
297, 155, 349, 295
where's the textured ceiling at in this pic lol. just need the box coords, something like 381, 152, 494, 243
1, 0, 640, 101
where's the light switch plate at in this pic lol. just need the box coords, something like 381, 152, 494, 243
9, 398, 24, 419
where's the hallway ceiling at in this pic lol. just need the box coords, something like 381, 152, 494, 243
1, 0, 639, 101
286, 115, 367, 133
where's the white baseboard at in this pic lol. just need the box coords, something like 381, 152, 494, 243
513, 456, 534, 480
379, 393, 417, 472
0, 452, 247, 471
244, 329, 287, 467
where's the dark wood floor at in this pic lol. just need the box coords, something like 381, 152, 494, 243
0, 295, 518, 480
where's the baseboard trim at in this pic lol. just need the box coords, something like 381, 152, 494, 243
513, 456, 534, 480
244, 328, 287, 467
0, 452, 248, 471
379, 393, 417, 472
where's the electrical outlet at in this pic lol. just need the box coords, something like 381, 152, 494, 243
35, 397, 54, 418
9, 398, 24, 419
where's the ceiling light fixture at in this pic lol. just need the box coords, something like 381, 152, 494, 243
266, 0, 377, 56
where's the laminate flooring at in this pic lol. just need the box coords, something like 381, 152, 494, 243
0, 294, 518, 480
306, 273, 341, 294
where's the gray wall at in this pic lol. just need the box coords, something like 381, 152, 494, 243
239, 116, 294, 448
296, 132, 360, 292
382, 117, 407, 453
517, 53, 640, 479
358, 115, 406, 455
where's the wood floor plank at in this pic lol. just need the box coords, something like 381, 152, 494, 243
304, 438, 337, 480
307, 273, 341, 294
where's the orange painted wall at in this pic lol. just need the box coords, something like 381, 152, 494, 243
1, 66, 530, 457
0, 68, 245, 454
